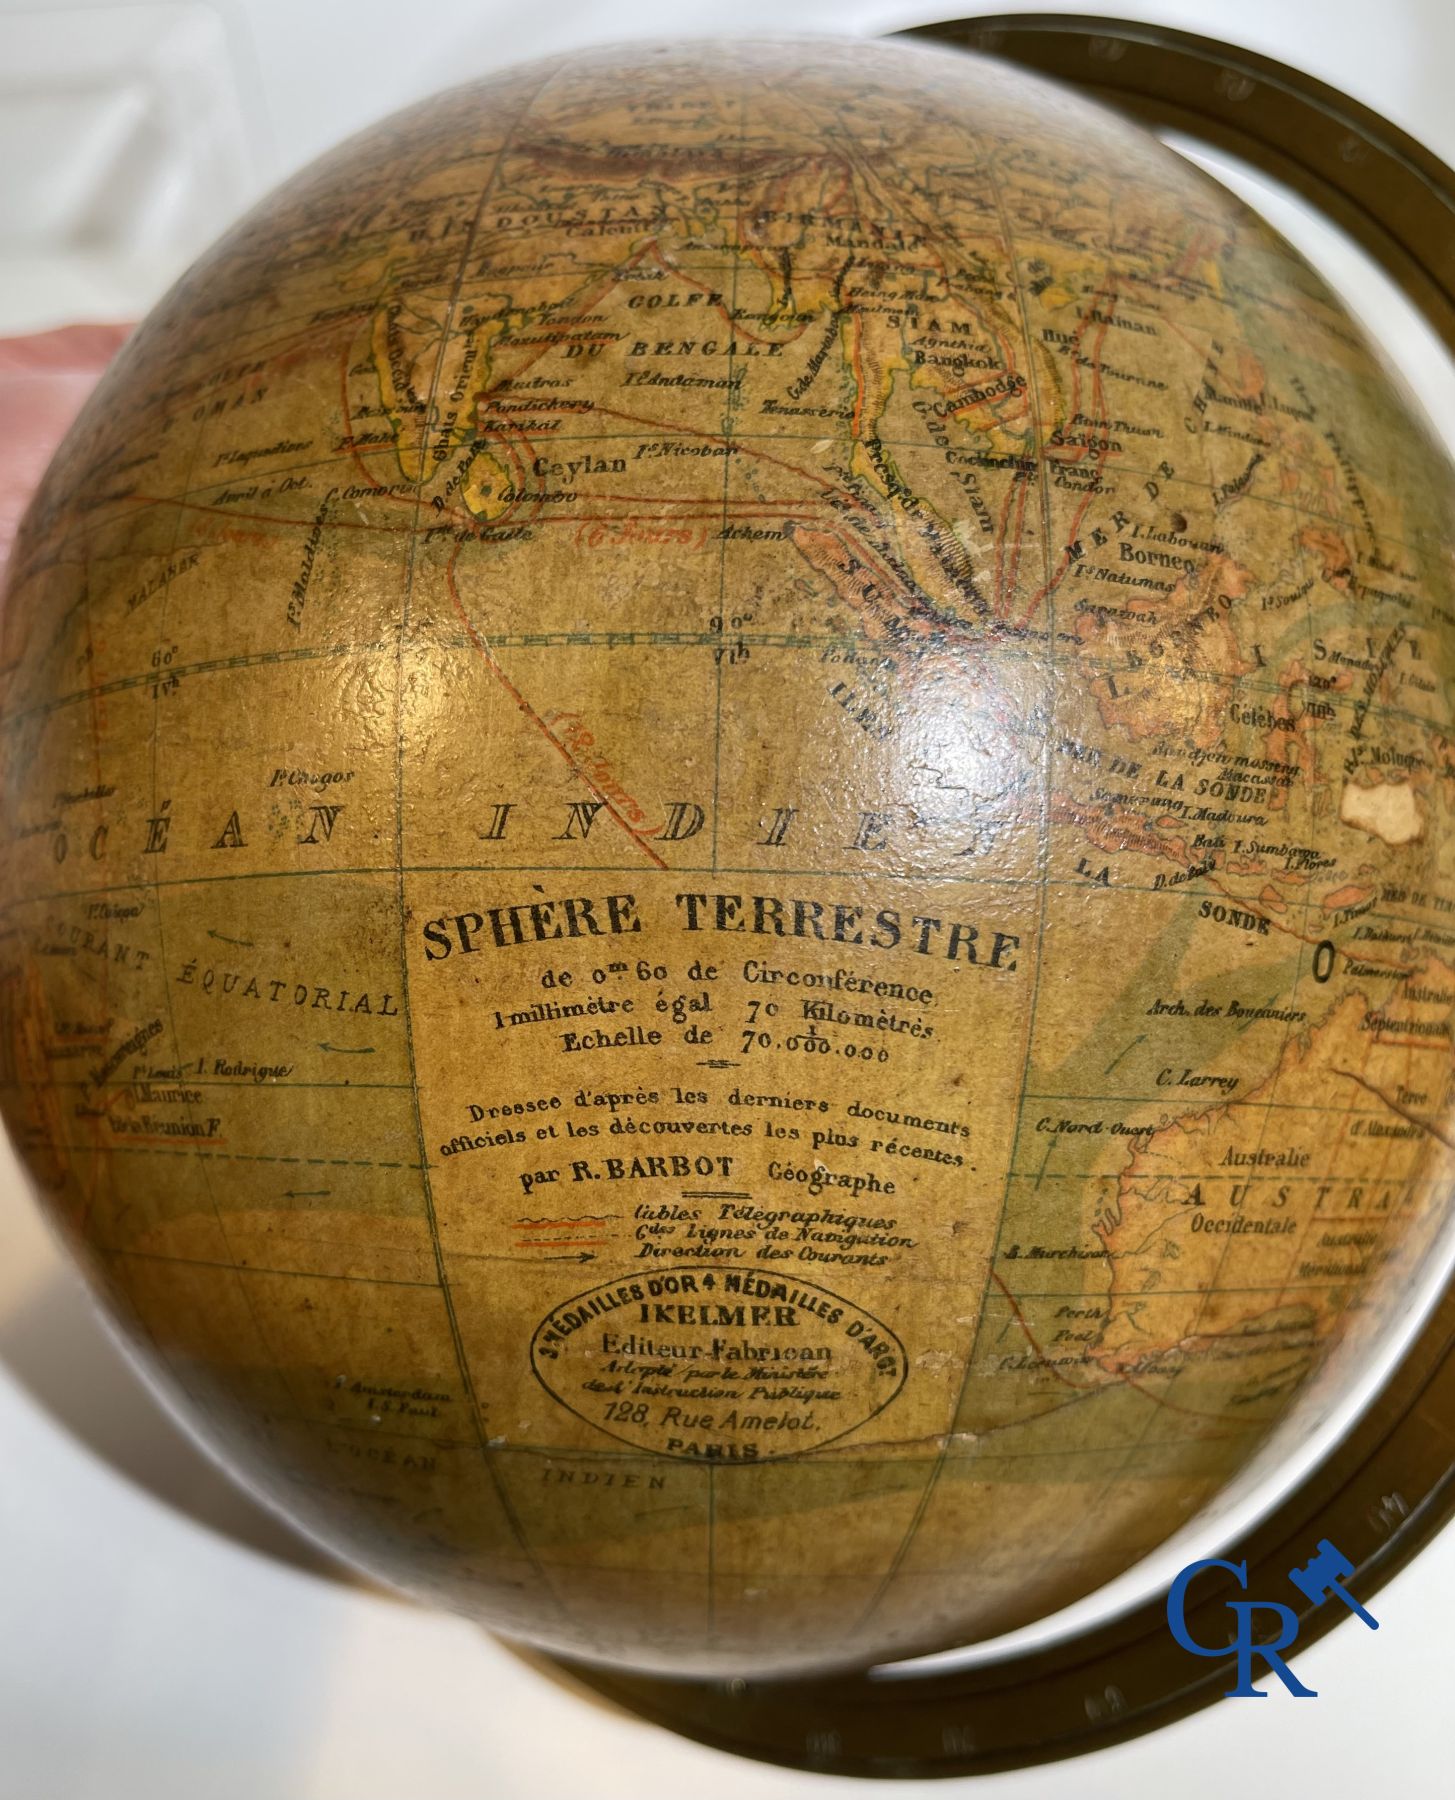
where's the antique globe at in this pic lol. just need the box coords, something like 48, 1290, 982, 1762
3, 30, 1454, 1719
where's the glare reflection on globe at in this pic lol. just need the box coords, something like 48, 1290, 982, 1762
2, 36, 1454, 1679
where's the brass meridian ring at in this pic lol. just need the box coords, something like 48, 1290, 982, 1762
549, 17, 1455, 1775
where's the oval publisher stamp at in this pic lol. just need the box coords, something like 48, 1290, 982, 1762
530, 1266, 908, 1462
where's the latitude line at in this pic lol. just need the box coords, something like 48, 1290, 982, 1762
10, 857, 1455, 1000
41, 427, 1452, 566
10, 619, 1450, 739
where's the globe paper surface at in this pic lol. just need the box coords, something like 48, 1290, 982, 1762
3, 37, 1454, 1677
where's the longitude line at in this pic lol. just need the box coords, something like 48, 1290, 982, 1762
853, 139, 1061, 1627
709, 95, 748, 878
387, 63, 570, 1613
131, 283, 322, 1428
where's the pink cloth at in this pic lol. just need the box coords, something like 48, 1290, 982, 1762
0, 322, 132, 589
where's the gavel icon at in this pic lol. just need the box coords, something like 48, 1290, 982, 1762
1287, 1539, 1379, 1628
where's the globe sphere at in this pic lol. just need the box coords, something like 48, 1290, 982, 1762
3, 36, 1455, 1678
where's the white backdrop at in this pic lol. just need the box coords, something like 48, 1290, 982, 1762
1, 2, 1453, 1795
